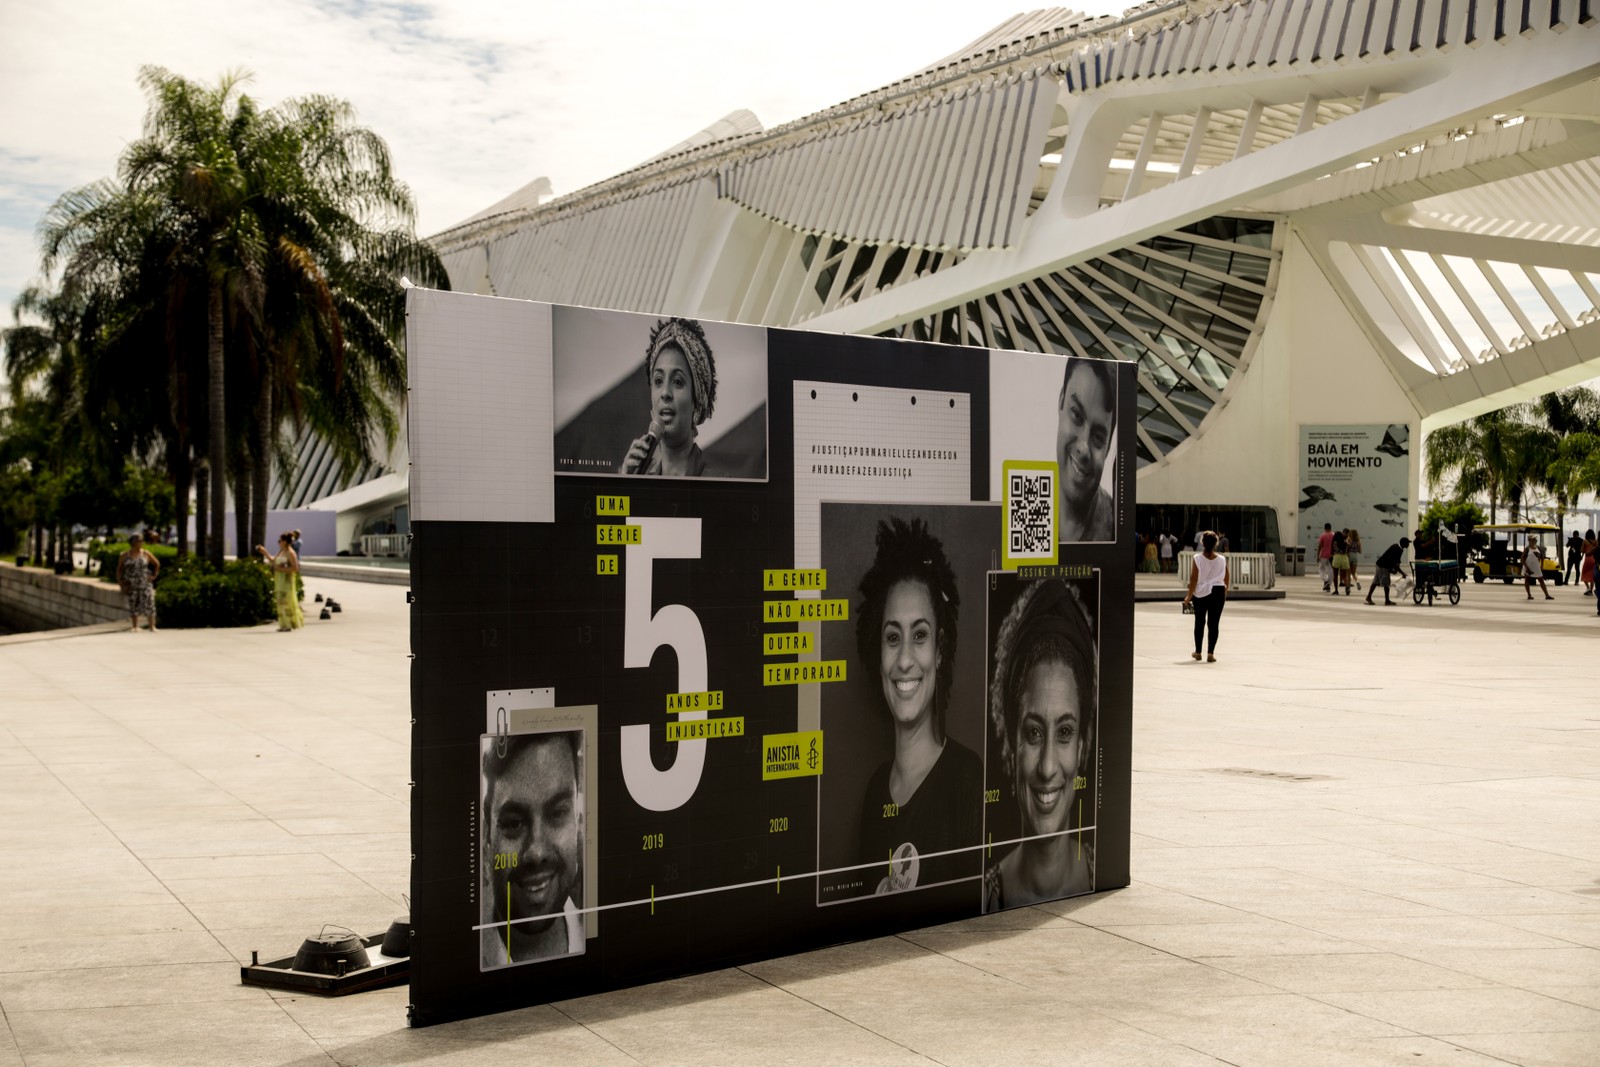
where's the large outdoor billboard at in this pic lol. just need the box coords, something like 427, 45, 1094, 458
406, 291, 1134, 1025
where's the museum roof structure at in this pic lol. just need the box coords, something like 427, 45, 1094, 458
276, 0, 1600, 511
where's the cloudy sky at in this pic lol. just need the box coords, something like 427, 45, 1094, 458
0, 0, 1126, 322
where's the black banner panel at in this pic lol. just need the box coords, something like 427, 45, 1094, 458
406, 291, 1134, 1025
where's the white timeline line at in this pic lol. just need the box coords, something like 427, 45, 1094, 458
471, 824, 1096, 932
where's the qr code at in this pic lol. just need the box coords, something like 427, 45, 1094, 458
1007, 468, 1056, 558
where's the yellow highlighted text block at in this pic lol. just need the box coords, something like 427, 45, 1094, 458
762, 632, 813, 655
763, 660, 846, 686
596, 524, 643, 545
665, 690, 724, 713
763, 568, 826, 591
763, 598, 848, 623
665, 717, 744, 742
596, 554, 618, 575
595, 495, 630, 516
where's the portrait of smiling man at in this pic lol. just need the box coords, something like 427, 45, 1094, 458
480, 730, 585, 969
1055, 358, 1118, 543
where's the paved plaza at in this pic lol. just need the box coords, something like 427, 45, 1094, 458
1, 572, 1597, 1066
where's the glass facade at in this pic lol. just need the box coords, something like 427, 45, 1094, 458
879, 217, 1278, 466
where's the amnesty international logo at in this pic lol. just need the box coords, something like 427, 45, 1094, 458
762, 730, 823, 780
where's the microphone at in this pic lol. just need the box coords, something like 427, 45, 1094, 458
633, 420, 662, 474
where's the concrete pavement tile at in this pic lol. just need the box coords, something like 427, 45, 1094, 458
268, 985, 410, 1041
4, 903, 202, 939
1133, 865, 1347, 897
1296, 1036, 1524, 1066
1099, 991, 1415, 1046
312, 1024, 639, 1066
159, 871, 383, 904
1403, 946, 1600, 988
1442, 1031, 1600, 1067
1393, 885, 1600, 915
5, 1000, 329, 1067
142, 853, 349, 881
558, 965, 941, 1067
0, 930, 230, 973
898, 924, 1179, 982
1203, 951, 1497, 993
1131, 842, 1399, 871
909, 905, 1086, 936
124, 828, 319, 859
0, 961, 259, 1011
0, 1011, 20, 1067
1383, 840, 1594, 867
1016, 955, 1285, 1008
1316, 987, 1600, 1034
1119, 816, 1326, 848
1454, 859, 1600, 887
1531, 987, 1600, 1011
1301, 914, 1577, 953
743, 936, 1230, 1065
1039, 883, 1252, 926
1295, 862, 1527, 891
181, 891, 404, 930
1096, 918, 1377, 958
278, 833, 409, 852
1305, 821, 1501, 848
1197, 888, 1447, 923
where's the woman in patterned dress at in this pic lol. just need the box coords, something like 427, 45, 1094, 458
116, 533, 161, 632
256, 533, 303, 631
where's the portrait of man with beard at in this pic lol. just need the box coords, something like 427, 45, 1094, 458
479, 730, 585, 969
1055, 358, 1117, 543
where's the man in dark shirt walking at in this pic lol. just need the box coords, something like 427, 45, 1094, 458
1364, 537, 1412, 606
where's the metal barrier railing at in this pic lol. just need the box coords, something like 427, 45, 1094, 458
1175, 550, 1277, 590
360, 533, 409, 558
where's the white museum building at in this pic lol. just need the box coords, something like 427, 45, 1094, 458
278, 0, 1600, 559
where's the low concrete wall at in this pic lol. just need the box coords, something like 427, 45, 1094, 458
299, 560, 410, 586
0, 566, 127, 632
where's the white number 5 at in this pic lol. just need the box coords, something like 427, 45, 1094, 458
621, 517, 706, 811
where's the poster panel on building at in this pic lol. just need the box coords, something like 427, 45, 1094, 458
1298, 424, 1410, 550
405, 290, 1134, 1025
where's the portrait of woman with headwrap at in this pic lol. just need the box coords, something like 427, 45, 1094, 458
619, 317, 720, 478
984, 575, 1097, 911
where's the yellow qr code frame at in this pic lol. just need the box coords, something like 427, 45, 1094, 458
1002, 459, 1059, 570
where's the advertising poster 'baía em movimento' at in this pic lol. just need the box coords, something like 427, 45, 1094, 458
405, 290, 1133, 1024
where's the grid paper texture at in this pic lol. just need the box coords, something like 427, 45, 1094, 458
791, 381, 973, 571
407, 290, 555, 523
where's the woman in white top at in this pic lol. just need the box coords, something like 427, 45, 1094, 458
1183, 531, 1230, 662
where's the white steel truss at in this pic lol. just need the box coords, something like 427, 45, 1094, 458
424, 0, 1600, 467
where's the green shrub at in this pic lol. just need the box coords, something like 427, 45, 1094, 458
91, 541, 179, 582
156, 559, 276, 628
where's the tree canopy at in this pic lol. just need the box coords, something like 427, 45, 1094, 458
1425, 387, 1600, 528
7, 66, 447, 564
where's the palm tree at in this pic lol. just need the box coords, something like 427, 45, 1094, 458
44, 68, 447, 565
2, 286, 89, 565
39, 179, 209, 558
236, 91, 446, 556
1531, 387, 1600, 534
117, 67, 265, 566
1425, 407, 1526, 524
